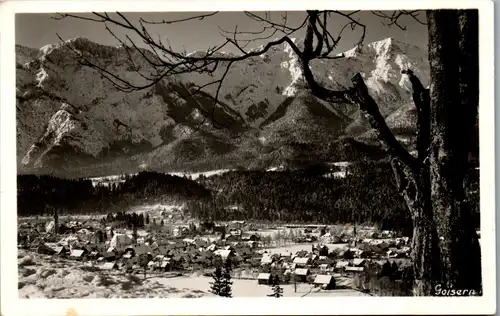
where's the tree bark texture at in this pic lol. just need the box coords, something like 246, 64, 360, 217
298, 9, 481, 296
427, 9, 482, 294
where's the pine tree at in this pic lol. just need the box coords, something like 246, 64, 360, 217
138, 253, 149, 280
271, 275, 283, 298
133, 224, 138, 244
209, 266, 223, 296
220, 258, 233, 297
145, 214, 150, 225
53, 208, 59, 236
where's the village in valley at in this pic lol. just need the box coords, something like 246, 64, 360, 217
18, 203, 414, 298
12, 7, 483, 302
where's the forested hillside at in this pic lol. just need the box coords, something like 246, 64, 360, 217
18, 165, 479, 237
17, 171, 211, 216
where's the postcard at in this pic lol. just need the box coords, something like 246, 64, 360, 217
0, 0, 496, 315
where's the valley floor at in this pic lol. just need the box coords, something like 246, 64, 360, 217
17, 249, 368, 298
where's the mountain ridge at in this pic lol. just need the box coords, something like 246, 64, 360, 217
16, 36, 429, 177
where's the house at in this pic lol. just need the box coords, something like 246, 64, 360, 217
229, 220, 245, 229
310, 254, 319, 262
293, 257, 311, 267
257, 273, 271, 285
314, 245, 330, 256
319, 263, 329, 272
160, 259, 171, 271
344, 266, 365, 277
320, 232, 332, 243
206, 244, 218, 252
109, 233, 133, 252
294, 268, 310, 282
194, 238, 208, 248
260, 254, 273, 265
122, 252, 133, 259
348, 239, 357, 248
314, 274, 336, 290
104, 249, 117, 261
295, 250, 308, 258
280, 252, 292, 260
147, 260, 158, 270
36, 243, 57, 255
183, 238, 195, 245
237, 247, 253, 258
334, 261, 350, 273
225, 235, 239, 242
241, 234, 260, 242
154, 255, 165, 262
352, 259, 367, 267
134, 244, 151, 256
214, 249, 234, 259
52, 245, 70, 256
245, 240, 258, 249
70, 249, 86, 259
381, 230, 393, 238
229, 229, 242, 237
100, 262, 118, 270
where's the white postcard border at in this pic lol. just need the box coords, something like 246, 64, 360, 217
0, 0, 496, 315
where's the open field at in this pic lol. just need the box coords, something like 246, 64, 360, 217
151, 275, 369, 297
17, 249, 369, 298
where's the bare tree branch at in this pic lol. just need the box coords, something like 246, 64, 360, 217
139, 11, 219, 25
345, 73, 417, 170
402, 69, 430, 163
53, 9, 419, 152
371, 10, 427, 30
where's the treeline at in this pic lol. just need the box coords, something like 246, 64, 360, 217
18, 162, 479, 236
17, 171, 211, 216
104, 211, 147, 228
188, 160, 480, 235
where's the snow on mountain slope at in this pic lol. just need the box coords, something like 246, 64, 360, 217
16, 36, 429, 176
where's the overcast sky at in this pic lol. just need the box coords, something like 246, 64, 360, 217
16, 11, 428, 54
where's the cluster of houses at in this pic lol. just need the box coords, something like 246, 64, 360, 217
253, 234, 411, 290
18, 218, 269, 275
18, 216, 412, 294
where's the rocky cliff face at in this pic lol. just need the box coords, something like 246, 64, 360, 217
16, 36, 429, 177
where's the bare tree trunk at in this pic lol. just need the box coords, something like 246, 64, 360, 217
427, 9, 481, 294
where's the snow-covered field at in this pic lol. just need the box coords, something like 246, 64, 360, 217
167, 169, 232, 180
152, 275, 369, 297
17, 249, 367, 298
88, 168, 233, 187
17, 250, 212, 298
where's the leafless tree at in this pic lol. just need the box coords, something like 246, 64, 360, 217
54, 9, 480, 295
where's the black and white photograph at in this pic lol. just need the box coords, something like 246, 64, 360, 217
0, 0, 496, 315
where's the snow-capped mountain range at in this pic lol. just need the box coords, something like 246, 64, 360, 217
16, 37, 429, 177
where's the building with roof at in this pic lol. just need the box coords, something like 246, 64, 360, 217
314, 274, 336, 290
293, 257, 311, 267
100, 262, 118, 270
214, 249, 234, 259
352, 258, 367, 267
257, 273, 271, 285
52, 245, 70, 256
260, 254, 273, 265
69, 249, 85, 259
294, 268, 310, 282
344, 266, 365, 277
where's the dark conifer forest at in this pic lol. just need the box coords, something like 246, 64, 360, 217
17, 163, 479, 237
